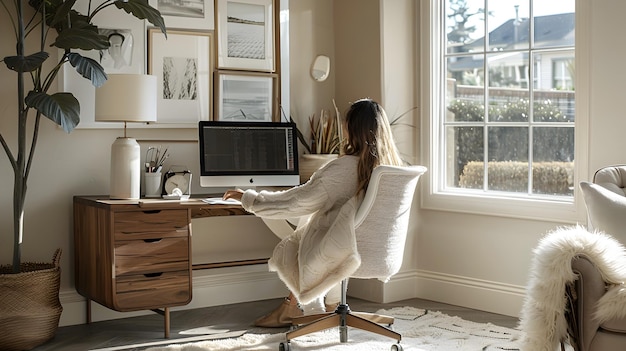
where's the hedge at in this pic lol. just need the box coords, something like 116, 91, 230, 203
459, 161, 574, 195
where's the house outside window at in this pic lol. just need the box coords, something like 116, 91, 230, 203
442, 0, 575, 198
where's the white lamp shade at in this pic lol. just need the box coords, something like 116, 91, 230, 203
95, 74, 157, 123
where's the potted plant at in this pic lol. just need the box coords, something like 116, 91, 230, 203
295, 99, 343, 183
0, 1, 165, 349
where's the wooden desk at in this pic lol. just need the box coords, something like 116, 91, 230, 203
73, 195, 255, 338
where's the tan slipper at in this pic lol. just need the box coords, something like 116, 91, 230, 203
254, 297, 303, 328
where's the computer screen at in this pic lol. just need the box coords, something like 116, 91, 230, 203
198, 121, 299, 188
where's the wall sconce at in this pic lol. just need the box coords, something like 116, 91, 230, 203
311, 55, 331, 82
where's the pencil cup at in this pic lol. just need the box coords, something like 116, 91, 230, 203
144, 172, 162, 198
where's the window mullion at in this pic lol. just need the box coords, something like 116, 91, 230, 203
528, 7, 535, 195
483, 0, 489, 192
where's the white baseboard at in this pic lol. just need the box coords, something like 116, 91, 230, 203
59, 267, 525, 327
347, 271, 419, 303
414, 270, 526, 318
348, 269, 525, 318
59, 265, 288, 327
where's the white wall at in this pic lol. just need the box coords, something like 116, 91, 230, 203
1, 0, 622, 327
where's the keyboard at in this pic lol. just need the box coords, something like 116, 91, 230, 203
201, 197, 242, 205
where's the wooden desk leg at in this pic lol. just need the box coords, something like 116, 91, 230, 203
86, 299, 91, 324
164, 307, 170, 339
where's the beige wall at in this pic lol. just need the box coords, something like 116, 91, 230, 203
288, 0, 336, 125
2, 0, 623, 325
333, 0, 382, 114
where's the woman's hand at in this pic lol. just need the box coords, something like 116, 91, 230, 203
223, 189, 244, 201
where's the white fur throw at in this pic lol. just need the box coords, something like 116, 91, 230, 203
519, 225, 626, 351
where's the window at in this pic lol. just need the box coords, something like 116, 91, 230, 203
552, 58, 574, 90
423, 0, 586, 220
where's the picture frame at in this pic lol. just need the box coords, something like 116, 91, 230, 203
148, 28, 214, 124
149, 0, 214, 30
59, 4, 146, 129
216, 0, 275, 72
214, 70, 277, 122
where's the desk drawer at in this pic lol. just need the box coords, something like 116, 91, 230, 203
114, 209, 189, 241
114, 270, 191, 311
115, 237, 190, 276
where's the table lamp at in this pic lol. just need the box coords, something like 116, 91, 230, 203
95, 74, 157, 199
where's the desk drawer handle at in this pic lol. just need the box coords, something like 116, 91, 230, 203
144, 272, 163, 278
144, 238, 163, 243
142, 210, 162, 214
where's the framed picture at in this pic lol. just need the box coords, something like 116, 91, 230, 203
214, 71, 277, 122
148, 28, 214, 124
149, 0, 214, 30
59, 4, 146, 129
216, 0, 275, 72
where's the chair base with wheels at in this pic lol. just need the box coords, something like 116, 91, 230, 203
277, 280, 403, 351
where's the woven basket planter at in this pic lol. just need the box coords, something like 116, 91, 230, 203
0, 249, 62, 351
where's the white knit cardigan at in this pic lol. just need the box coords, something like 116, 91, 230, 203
240, 155, 362, 304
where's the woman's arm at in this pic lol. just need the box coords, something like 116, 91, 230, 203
224, 176, 329, 219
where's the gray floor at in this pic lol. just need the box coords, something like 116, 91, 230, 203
33, 297, 519, 350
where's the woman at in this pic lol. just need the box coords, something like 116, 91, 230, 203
223, 98, 403, 327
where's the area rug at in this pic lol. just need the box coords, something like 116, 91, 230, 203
142, 307, 528, 351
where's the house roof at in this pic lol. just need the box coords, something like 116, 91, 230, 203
461, 12, 575, 51
449, 13, 574, 72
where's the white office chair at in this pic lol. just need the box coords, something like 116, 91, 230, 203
278, 165, 427, 351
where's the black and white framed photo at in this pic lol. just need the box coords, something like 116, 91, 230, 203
216, 0, 275, 72
98, 28, 135, 70
59, 4, 146, 129
149, 0, 214, 30
214, 70, 277, 122
148, 28, 214, 124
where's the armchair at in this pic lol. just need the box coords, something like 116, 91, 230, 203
278, 165, 427, 351
519, 226, 626, 351
573, 165, 626, 350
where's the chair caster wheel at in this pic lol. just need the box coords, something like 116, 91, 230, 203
391, 343, 403, 351
279, 341, 291, 351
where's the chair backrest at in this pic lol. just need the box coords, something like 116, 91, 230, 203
352, 165, 427, 280
580, 165, 626, 240
593, 165, 626, 196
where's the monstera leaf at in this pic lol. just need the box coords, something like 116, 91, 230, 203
3, 52, 49, 73
67, 52, 108, 88
25, 91, 80, 133
115, 0, 167, 36
53, 27, 111, 51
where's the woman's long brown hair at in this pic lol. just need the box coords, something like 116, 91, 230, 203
342, 99, 403, 194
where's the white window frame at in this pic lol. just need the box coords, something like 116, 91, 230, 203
419, 0, 589, 223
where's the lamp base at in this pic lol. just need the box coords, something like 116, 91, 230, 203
110, 137, 140, 200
